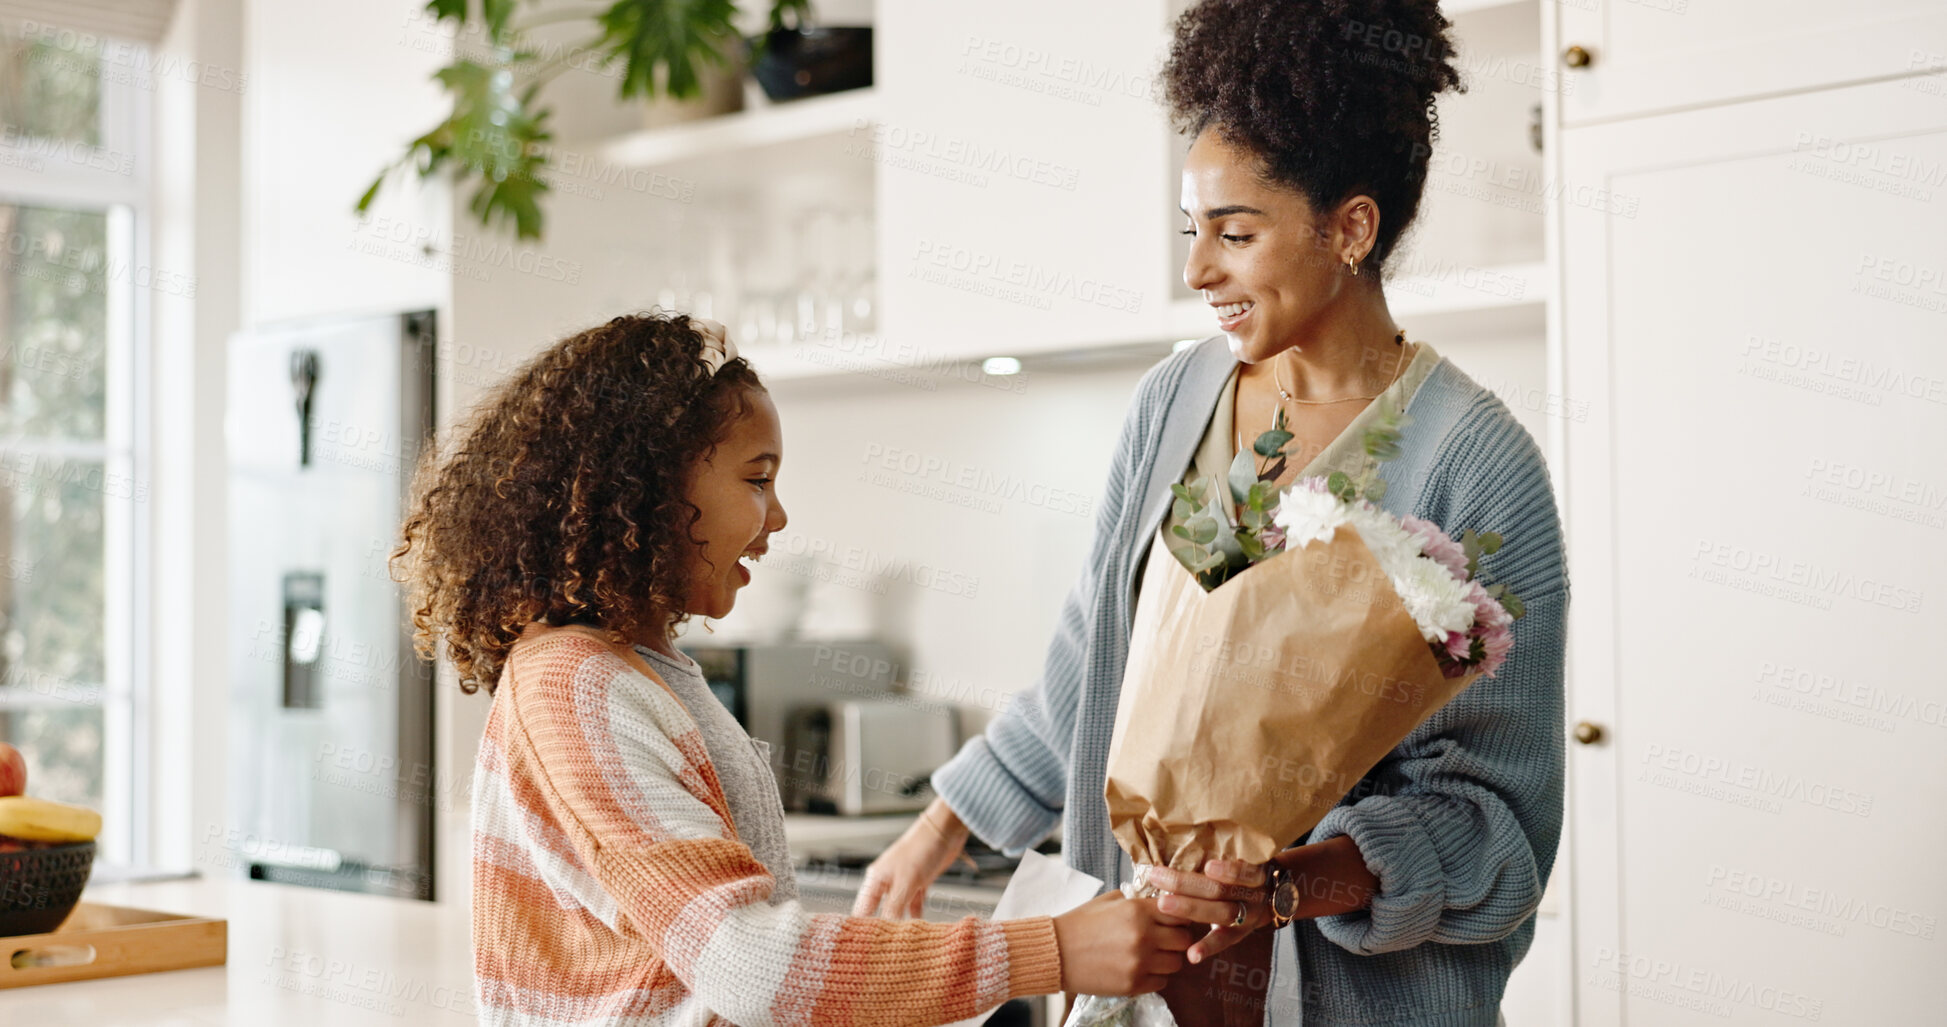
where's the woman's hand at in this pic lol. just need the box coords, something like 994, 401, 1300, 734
851, 798, 971, 919
1143, 859, 1272, 964
1053, 892, 1197, 996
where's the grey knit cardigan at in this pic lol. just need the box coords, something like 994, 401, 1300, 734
931, 335, 1569, 1026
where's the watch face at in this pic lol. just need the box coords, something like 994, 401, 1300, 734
1273, 881, 1299, 920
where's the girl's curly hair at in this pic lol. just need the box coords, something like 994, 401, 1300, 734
392, 312, 763, 695
1162, 0, 1464, 274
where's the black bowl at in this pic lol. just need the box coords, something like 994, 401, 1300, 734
747, 26, 873, 102
0, 839, 95, 936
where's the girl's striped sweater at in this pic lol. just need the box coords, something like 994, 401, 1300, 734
471, 626, 1063, 1026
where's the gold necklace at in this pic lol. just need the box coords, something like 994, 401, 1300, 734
1275, 329, 1408, 405
1232, 330, 1413, 457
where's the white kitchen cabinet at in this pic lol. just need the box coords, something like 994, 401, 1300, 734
874, 0, 1177, 360
1556, 74, 1947, 1026
1556, 0, 1947, 126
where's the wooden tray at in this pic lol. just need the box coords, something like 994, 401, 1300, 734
0, 902, 227, 988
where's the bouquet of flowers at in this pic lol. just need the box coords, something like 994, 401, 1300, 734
1066, 408, 1525, 1027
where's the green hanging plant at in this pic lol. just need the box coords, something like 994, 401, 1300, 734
358, 0, 798, 240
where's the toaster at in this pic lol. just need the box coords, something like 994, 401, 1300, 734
782, 696, 961, 816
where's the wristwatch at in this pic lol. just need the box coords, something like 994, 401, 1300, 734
1268, 861, 1300, 929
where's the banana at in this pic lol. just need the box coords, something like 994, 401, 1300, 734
0, 796, 102, 843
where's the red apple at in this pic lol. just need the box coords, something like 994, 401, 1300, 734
0, 743, 25, 798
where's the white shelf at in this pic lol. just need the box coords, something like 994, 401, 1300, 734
594, 88, 880, 171
1443, 0, 1532, 16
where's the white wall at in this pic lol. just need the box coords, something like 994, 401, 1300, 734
149, 0, 243, 875
241, 0, 452, 327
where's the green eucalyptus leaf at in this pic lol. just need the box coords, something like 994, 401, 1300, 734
1501, 593, 1526, 619
1194, 550, 1228, 573
1171, 524, 1192, 541
1365, 477, 1388, 502
1228, 450, 1258, 505
1238, 533, 1265, 561
1327, 471, 1354, 502
1191, 517, 1220, 546
1240, 508, 1265, 533
1253, 429, 1294, 458
1171, 482, 1197, 503
1247, 480, 1277, 509
1480, 531, 1504, 554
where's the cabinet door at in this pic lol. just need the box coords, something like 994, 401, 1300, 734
1560, 77, 1947, 1027
1556, 0, 1947, 125
875, 0, 1175, 358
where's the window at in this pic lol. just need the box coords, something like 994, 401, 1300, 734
0, 26, 148, 866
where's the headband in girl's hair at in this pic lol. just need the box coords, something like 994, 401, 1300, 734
694, 318, 739, 376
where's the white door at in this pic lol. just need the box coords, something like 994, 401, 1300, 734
1556, 0, 1947, 125
1559, 75, 1947, 1026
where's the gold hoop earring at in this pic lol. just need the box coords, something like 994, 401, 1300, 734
1347, 257, 1359, 277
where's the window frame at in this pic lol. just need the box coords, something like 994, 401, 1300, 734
0, 33, 152, 868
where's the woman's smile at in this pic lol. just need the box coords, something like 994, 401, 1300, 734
1212, 298, 1256, 332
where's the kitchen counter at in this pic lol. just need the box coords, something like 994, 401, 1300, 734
0, 813, 1001, 1024
0, 875, 479, 1026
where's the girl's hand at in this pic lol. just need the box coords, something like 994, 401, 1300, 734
1143, 859, 1272, 964
1053, 892, 1197, 996
851, 798, 971, 919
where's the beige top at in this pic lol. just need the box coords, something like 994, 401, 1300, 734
1162, 342, 1443, 575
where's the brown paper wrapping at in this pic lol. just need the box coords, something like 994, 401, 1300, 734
1105, 524, 1481, 874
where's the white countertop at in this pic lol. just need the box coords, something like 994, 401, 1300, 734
0, 814, 934, 1025
1, 875, 479, 1026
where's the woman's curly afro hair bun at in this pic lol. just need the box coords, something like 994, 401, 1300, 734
1163, 0, 1464, 273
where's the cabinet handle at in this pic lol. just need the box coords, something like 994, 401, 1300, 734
1573, 721, 1605, 745
1563, 45, 1593, 69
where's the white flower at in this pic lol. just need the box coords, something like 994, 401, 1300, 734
1272, 486, 1351, 548
1275, 479, 1479, 642
1392, 553, 1479, 642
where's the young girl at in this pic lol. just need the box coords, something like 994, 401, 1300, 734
393, 312, 1193, 1026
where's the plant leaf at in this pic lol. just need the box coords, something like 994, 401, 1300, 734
1258, 456, 1287, 484
1501, 593, 1526, 619
1190, 516, 1220, 546
1327, 471, 1354, 502
598, 0, 741, 101
1228, 450, 1258, 506
1365, 477, 1388, 502
1171, 524, 1193, 541
1480, 531, 1504, 555
1171, 482, 1197, 503
1237, 533, 1265, 561
1253, 429, 1293, 458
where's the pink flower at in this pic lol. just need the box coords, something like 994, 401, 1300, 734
1443, 630, 1472, 661
1403, 515, 1470, 581
1479, 624, 1515, 677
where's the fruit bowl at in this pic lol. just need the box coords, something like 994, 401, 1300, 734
0, 839, 95, 936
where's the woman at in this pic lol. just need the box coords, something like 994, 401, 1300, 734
855, 1, 1567, 1024
393, 313, 1197, 1026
